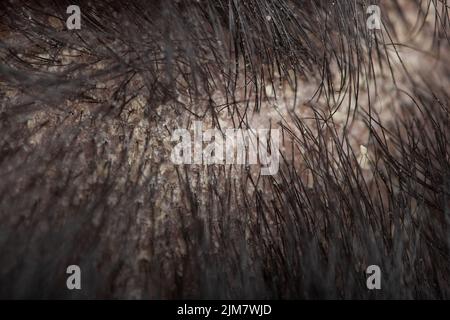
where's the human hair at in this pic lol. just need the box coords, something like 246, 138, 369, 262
0, 0, 449, 298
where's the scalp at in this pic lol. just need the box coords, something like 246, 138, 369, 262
0, 0, 449, 299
